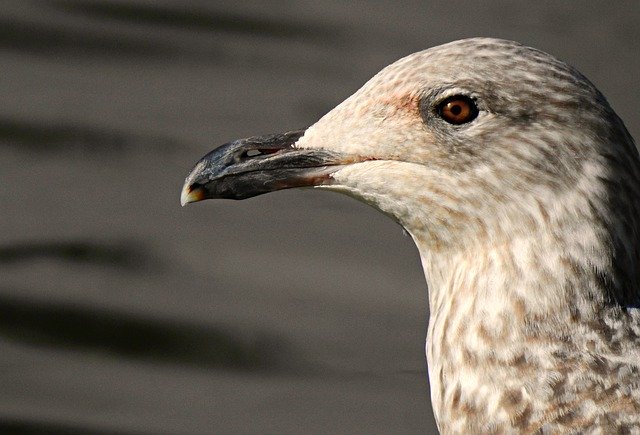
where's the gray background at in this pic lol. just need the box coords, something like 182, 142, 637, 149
1, 1, 638, 433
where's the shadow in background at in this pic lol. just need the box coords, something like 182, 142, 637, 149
0, 240, 148, 268
0, 118, 178, 154
52, 0, 337, 41
0, 1, 340, 62
0, 291, 288, 371
0, 18, 179, 58
0, 417, 128, 435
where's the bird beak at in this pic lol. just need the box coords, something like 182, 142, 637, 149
181, 128, 354, 205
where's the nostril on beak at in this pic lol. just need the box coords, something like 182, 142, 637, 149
240, 148, 281, 160
245, 149, 262, 158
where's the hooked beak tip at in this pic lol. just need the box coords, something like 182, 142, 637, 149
180, 183, 206, 207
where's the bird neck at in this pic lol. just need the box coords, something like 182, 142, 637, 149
412, 209, 640, 431
420, 230, 622, 334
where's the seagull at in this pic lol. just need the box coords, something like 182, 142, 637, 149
181, 38, 640, 433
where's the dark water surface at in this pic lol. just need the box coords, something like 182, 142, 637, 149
1, 1, 639, 433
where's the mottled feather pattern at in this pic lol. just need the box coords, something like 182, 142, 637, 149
294, 39, 640, 432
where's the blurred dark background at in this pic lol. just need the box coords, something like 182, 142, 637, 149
1, 1, 638, 433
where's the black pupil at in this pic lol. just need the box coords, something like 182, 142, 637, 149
450, 104, 462, 116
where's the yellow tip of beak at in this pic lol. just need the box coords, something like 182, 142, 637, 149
180, 184, 206, 207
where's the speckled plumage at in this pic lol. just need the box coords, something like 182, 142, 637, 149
183, 38, 640, 433
295, 39, 640, 433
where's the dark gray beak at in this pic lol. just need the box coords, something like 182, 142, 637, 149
181, 129, 351, 205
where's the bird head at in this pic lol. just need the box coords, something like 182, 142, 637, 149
182, 38, 638, 253
180, 39, 640, 431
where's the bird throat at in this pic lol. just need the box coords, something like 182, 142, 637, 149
413, 212, 639, 431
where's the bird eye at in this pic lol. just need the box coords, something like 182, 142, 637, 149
437, 96, 478, 125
